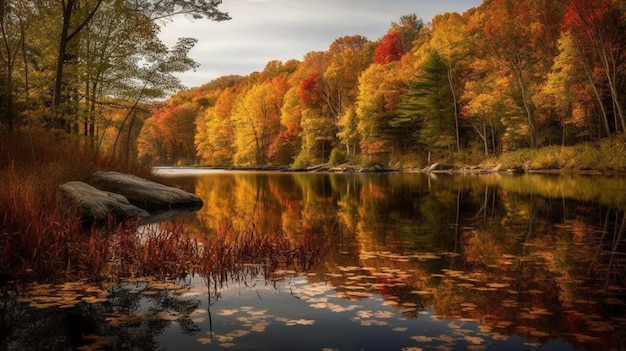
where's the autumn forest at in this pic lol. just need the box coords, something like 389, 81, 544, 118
1, 0, 625, 169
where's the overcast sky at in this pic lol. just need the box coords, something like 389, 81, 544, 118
159, 0, 483, 88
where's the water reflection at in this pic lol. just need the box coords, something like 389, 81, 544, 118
185, 171, 626, 350
1, 171, 625, 350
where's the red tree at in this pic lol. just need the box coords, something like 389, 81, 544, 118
373, 30, 404, 64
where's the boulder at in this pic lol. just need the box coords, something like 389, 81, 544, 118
87, 171, 203, 211
59, 181, 150, 223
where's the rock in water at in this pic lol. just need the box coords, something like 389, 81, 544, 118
59, 181, 150, 223
87, 171, 203, 211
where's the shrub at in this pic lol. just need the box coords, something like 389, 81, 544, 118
328, 147, 347, 166
292, 153, 313, 168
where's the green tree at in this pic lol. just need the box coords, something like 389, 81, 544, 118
397, 51, 457, 153
9, 0, 229, 135
0, 0, 33, 132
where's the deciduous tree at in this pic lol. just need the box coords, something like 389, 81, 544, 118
563, 0, 626, 135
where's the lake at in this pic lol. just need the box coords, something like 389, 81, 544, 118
2, 170, 625, 350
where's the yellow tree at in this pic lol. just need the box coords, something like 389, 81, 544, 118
460, 68, 507, 155
269, 86, 302, 165
534, 32, 596, 142
293, 51, 332, 165
231, 76, 285, 166
470, 0, 565, 148
323, 35, 374, 159
195, 86, 239, 166
356, 62, 411, 155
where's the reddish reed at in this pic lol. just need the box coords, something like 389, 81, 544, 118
1, 132, 327, 286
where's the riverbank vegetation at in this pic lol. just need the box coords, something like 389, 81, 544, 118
0, 133, 153, 283
0, 134, 323, 284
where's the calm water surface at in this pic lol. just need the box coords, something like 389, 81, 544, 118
3, 170, 626, 350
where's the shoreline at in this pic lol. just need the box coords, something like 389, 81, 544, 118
153, 164, 626, 176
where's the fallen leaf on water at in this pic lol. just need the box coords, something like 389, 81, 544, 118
411, 335, 433, 342
285, 319, 315, 326
197, 337, 211, 345
464, 336, 484, 345
530, 330, 550, 337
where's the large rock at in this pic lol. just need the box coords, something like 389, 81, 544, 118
59, 181, 150, 223
87, 171, 203, 211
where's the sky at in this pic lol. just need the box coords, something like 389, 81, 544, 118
159, 0, 483, 88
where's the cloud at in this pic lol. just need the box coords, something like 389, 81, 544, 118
159, 0, 482, 88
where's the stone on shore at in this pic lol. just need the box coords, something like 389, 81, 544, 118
87, 171, 203, 211
59, 181, 150, 223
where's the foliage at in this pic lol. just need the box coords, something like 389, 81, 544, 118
0, 0, 228, 155
3, 1, 626, 170
328, 147, 347, 166
172, 2, 625, 169
373, 30, 404, 64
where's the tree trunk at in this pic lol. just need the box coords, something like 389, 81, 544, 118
53, 0, 74, 130
53, 0, 103, 131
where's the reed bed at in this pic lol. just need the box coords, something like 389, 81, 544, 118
1, 132, 327, 287
107, 220, 328, 284
0, 132, 151, 283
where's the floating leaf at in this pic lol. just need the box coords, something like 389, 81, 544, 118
464, 336, 484, 344
285, 319, 315, 326
530, 330, 550, 337
197, 337, 211, 345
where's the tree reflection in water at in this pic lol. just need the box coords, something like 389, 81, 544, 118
0, 171, 625, 350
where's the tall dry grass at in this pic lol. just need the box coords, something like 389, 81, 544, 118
0, 132, 153, 283
0, 132, 327, 285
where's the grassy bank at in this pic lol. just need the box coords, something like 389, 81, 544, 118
407, 136, 626, 173
496, 137, 626, 173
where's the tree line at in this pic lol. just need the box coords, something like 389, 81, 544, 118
2, 0, 624, 168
